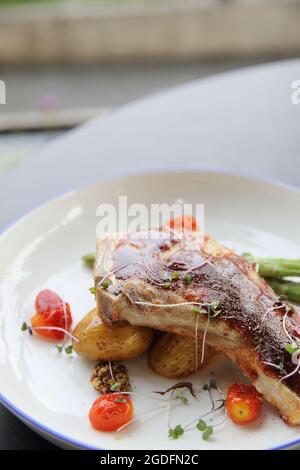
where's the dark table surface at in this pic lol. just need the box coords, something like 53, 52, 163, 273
0, 404, 58, 449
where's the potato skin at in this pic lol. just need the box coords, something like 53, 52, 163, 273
72, 308, 154, 361
149, 333, 219, 378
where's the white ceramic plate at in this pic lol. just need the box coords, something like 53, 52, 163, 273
1, 171, 300, 450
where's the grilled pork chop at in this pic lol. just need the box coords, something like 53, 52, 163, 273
94, 229, 300, 424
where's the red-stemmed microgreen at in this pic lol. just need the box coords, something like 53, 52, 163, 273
184, 381, 225, 440
108, 360, 116, 383
183, 257, 213, 276
193, 301, 221, 364
282, 309, 296, 346
21, 322, 78, 342
153, 382, 196, 398
262, 361, 287, 375
95, 263, 131, 290
261, 299, 289, 322
21, 321, 78, 355
280, 355, 300, 383
132, 298, 221, 365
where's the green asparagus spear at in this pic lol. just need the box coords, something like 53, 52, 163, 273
82, 253, 96, 269
267, 279, 300, 304
243, 253, 300, 279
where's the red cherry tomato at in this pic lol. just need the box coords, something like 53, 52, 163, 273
168, 215, 198, 232
35, 289, 64, 312
89, 394, 134, 432
226, 383, 263, 425
31, 290, 72, 341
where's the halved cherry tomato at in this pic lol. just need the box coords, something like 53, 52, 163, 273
89, 393, 134, 432
31, 289, 72, 341
226, 383, 263, 425
168, 215, 198, 232
35, 289, 64, 312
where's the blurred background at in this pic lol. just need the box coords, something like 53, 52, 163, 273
0, 0, 300, 175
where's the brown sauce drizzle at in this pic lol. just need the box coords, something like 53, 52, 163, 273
111, 230, 300, 394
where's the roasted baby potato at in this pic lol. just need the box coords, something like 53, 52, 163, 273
73, 308, 154, 361
149, 333, 219, 378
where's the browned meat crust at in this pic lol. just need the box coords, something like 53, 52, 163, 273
94, 230, 300, 424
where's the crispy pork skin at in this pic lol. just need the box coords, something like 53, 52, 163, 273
94, 230, 300, 424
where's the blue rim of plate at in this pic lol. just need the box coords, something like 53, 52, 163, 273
1, 167, 300, 451
0, 392, 99, 450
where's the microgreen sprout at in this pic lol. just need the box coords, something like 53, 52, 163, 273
21, 322, 33, 335
132, 297, 221, 365
168, 424, 184, 440
184, 383, 225, 439
111, 382, 121, 392
154, 382, 196, 397
196, 419, 207, 431
262, 361, 287, 375
175, 390, 188, 405
162, 282, 171, 289
196, 419, 213, 441
286, 344, 299, 355
65, 345, 73, 355
202, 426, 213, 441
82, 253, 96, 269
183, 274, 192, 285
192, 301, 221, 319
101, 279, 112, 289
261, 299, 288, 322
171, 271, 180, 281
192, 300, 221, 364
280, 356, 300, 383
192, 306, 207, 314
56, 344, 73, 355
282, 309, 296, 345
278, 295, 289, 302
